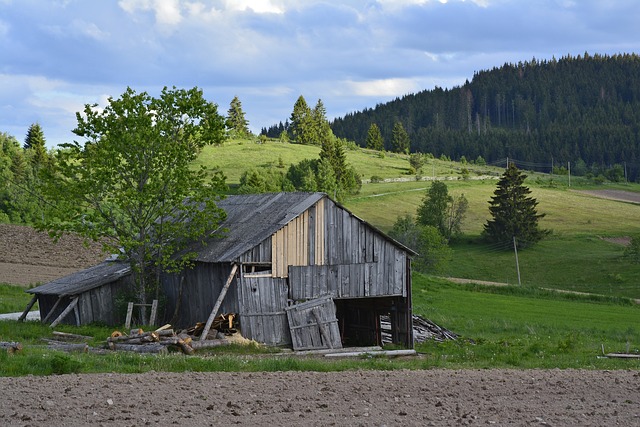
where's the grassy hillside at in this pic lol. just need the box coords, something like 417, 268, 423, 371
197, 139, 640, 299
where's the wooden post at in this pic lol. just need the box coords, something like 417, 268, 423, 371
18, 295, 38, 322
50, 297, 79, 328
125, 302, 134, 329
200, 264, 238, 341
149, 299, 158, 326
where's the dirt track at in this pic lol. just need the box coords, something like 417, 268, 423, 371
0, 369, 638, 426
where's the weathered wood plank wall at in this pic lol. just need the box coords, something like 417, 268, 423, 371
237, 276, 291, 346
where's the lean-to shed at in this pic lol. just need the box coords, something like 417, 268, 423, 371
24, 260, 133, 327
162, 192, 415, 350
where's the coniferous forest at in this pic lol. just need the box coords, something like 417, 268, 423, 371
324, 53, 640, 181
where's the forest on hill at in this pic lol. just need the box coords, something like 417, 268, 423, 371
324, 53, 640, 181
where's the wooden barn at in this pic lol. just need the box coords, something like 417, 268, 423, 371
24, 192, 415, 350
162, 192, 415, 350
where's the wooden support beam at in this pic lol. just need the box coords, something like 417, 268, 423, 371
41, 296, 63, 324
49, 297, 79, 328
200, 264, 238, 341
18, 295, 38, 322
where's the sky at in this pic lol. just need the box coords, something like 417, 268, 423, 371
1, 0, 639, 148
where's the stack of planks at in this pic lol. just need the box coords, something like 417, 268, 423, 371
106, 324, 232, 355
380, 314, 459, 344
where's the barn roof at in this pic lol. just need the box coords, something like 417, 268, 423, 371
192, 192, 325, 262
190, 191, 416, 262
27, 260, 130, 296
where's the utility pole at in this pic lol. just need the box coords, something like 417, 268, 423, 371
513, 236, 521, 286
568, 161, 571, 187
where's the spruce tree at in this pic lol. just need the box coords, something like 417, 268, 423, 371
483, 163, 548, 247
366, 123, 384, 151
24, 123, 47, 167
226, 96, 250, 138
391, 121, 410, 153
290, 95, 313, 144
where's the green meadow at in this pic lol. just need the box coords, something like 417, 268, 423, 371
1, 139, 638, 374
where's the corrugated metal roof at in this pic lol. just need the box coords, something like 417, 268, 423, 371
192, 192, 325, 262
27, 261, 131, 296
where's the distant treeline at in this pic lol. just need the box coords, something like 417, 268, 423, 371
264, 53, 640, 181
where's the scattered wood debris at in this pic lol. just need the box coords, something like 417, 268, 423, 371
0, 341, 23, 354
381, 314, 459, 344
105, 314, 239, 355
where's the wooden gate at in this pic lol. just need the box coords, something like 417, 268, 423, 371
238, 276, 291, 346
285, 295, 342, 351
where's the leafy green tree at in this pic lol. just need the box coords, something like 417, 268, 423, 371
391, 121, 410, 154
366, 123, 384, 151
238, 168, 292, 194
416, 181, 467, 240
483, 163, 549, 247
39, 87, 227, 323
409, 153, 426, 173
225, 96, 251, 138
623, 235, 640, 264
24, 123, 48, 167
416, 181, 450, 235
388, 214, 450, 273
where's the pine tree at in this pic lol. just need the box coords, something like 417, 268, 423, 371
366, 123, 384, 151
312, 99, 333, 144
290, 95, 313, 144
391, 121, 410, 153
226, 96, 250, 138
23, 123, 47, 167
483, 163, 549, 247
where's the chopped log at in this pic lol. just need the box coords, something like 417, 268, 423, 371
190, 339, 232, 350
52, 331, 92, 342
0, 342, 23, 354
605, 353, 640, 359
107, 329, 174, 343
108, 343, 168, 354
177, 333, 192, 345
155, 324, 172, 332
43, 340, 89, 353
177, 338, 195, 355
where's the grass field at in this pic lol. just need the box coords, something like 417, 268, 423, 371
1, 273, 637, 376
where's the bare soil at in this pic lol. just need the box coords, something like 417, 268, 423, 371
0, 224, 105, 286
0, 369, 638, 426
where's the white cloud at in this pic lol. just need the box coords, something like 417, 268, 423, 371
345, 78, 421, 97
118, 0, 183, 27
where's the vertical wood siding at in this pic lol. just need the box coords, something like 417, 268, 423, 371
237, 275, 291, 346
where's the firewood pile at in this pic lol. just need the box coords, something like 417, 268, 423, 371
380, 314, 459, 344
106, 314, 238, 355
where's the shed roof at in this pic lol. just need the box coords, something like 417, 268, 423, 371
28, 260, 130, 296
192, 192, 325, 262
